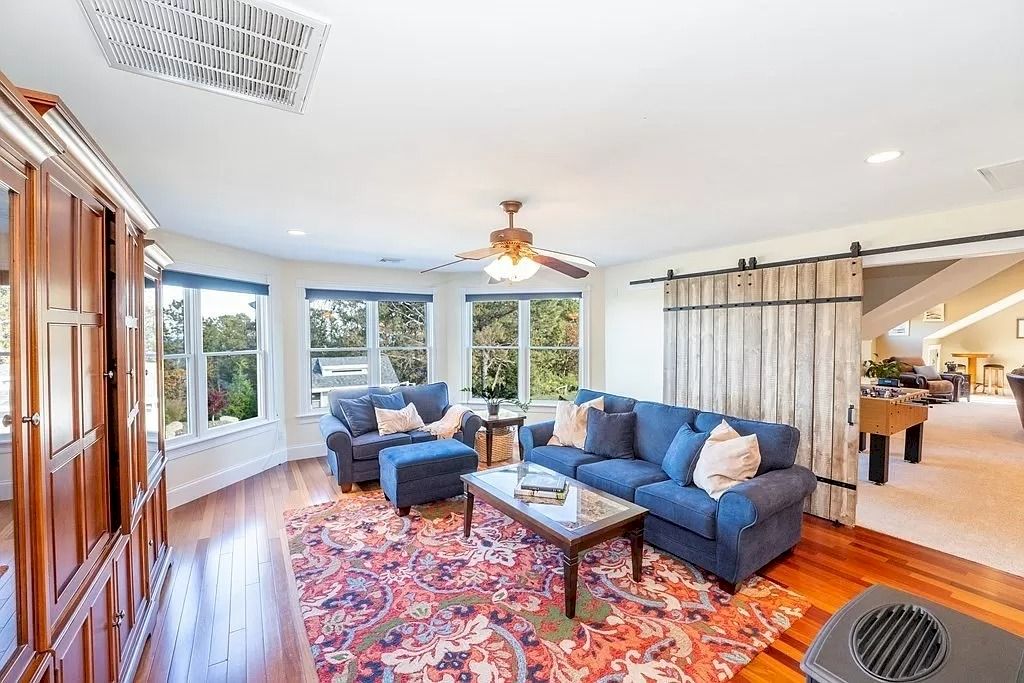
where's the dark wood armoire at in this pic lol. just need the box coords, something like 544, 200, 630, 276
0, 68, 171, 682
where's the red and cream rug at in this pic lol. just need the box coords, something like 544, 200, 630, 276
285, 493, 808, 682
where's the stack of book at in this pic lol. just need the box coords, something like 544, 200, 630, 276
514, 472, 569, 503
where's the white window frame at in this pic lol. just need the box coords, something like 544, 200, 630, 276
462, 289, 589, 407
298, 284, 436, 415
163, 269, 273, 450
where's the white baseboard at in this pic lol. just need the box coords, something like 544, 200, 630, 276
287, 442, 325, 462
167, 449, 286, 509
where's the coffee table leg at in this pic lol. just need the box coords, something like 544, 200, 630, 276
628, 527, 644, 582
561, 550, 579, 618
463, 489, 474, 538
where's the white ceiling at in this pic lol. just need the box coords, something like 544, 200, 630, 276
1, 0, 1023, 270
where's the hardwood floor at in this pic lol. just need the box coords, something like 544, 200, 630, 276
134, 457, 1024, 682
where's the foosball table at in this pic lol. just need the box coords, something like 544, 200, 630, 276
859, 386, 930, 485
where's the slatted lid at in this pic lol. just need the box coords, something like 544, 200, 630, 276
852, 603, 949, 682
78, 0, 330, 113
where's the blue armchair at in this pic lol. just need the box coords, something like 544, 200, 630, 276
520, 389, 817, 591
319, 382, 483, 492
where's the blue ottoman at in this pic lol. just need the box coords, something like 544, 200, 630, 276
379, 439, 479, 516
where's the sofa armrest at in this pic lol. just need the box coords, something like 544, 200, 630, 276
457, 409, 484, 448
319, 413, 353, 456
520, 420, 555, 457
898, 373, 927, 389
718, 466, 817, 529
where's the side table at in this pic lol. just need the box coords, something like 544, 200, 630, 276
475, 409, 527, 466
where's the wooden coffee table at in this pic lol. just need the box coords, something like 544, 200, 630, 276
461, 463, 647, 618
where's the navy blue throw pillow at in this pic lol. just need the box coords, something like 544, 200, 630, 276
370, 392, 406, 411
335, 395, 378, 437
584, 409, 636, 459
662, 424, 709, 485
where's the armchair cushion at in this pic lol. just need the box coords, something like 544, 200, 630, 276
635, 481, 718, 540
926, 379, 954, 396
914, 365, 941, 381
399, 382, 449, 424
576, 459, 668, 502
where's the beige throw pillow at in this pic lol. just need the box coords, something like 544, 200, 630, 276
375, 403, 425, 436
692, 420, 761, 500
548, 396, 605, 449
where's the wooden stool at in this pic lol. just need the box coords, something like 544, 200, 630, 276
983, 364, 1005, 395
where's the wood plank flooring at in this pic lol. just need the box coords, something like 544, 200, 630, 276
134, 457, 1024, 682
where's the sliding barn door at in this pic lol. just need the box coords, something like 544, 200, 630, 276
663, 258, 862, 524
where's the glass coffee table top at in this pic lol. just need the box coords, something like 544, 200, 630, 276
466, 462, 630, 531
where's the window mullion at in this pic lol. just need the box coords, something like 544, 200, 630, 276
367, 301, 380, 386
519, 300, 529, 402
190, 287, 208, 437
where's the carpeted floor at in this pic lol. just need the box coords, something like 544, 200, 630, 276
857, 395, 1024, 577
285, 493, 808, 682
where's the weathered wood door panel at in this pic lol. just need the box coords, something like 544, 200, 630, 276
663, 258, 862, 524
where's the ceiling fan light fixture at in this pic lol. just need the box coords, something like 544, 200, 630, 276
484, 254, 540, 282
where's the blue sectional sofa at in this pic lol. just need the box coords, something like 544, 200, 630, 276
520, 389, 816, 591
319, 382, 483, 492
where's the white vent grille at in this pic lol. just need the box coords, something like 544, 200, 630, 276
978, 159, 1024, 192
79, 0, 330, 113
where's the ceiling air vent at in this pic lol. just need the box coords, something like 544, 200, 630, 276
78, 0, 330, 113
978, 159, 1024, 191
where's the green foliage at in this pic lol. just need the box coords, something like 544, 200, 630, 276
863, 357, 901, 379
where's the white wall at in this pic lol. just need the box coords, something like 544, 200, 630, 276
152, 230, 604, 506
603, 197, 1024, 402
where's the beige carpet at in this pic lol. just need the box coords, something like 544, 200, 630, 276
856, 395, 1024, 577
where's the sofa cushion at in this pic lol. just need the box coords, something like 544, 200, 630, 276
694, 412, 799, 474
335, 395, 378, 437
409, 430, 437, 443
528, 445, 604, 478
399, 382, 449, 424
927, 379, 954, 395
914, 365, 940, 381
634, 481, 718, 540
577, 459, 669, 502
584, 409, 636, 459
575, 389, 636, 414
371, 392, 407, 410
661, 425, 710, 485
351, 431, 413, 460
692, 421, 761, 501
632, 401, 698, 464
379, 440, 478, 484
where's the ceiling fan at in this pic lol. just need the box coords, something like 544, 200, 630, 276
421, 200, 597, 281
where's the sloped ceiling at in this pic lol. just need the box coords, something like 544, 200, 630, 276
1, 0, 1022, 269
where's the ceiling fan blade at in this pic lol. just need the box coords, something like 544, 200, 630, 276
455, 246, 503, 260
531, 247, 596, 269
532, 254, 590, 279
420, 258, 466, 274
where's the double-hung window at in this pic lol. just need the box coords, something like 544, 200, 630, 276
304, 289, 433, 410
467, 292, 584, 404
161, 271, 270, 441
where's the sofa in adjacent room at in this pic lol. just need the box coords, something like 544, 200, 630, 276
888, 356, 965, 402
319, 382, 483, 492
519, 389, 817, 591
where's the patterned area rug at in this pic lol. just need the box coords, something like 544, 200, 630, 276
285, 493, 808, 682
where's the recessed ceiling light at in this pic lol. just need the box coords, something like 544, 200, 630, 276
287, 229, 307, 236
865, 150, 903, 164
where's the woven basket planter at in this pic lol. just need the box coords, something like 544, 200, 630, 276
474, 426, 518, 464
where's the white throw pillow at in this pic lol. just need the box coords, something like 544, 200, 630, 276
375, 403, 425, 436
548, 396, 605, 449
692, 420, 761, 500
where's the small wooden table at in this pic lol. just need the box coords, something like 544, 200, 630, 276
951, 352, 991, 389
461, 463, 647, 618
859, 387, 929, 485
475, 408, 527, 465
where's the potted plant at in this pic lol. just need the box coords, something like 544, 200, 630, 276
463, 378, 530, 416
863, 357, 902, 387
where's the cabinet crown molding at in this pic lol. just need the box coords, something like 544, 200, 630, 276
0, 75, 63, 165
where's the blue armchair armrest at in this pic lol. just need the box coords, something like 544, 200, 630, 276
445, 405, 483, 447
320, 413, 353, 458
520, 420, 555, 459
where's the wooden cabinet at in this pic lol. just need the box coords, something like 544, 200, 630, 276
0, 71, 171, 682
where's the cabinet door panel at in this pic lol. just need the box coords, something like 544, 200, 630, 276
112, 543, 130, 658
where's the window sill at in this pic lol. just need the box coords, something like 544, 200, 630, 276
465, 400, 556, 414
166, 419, 279, 460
